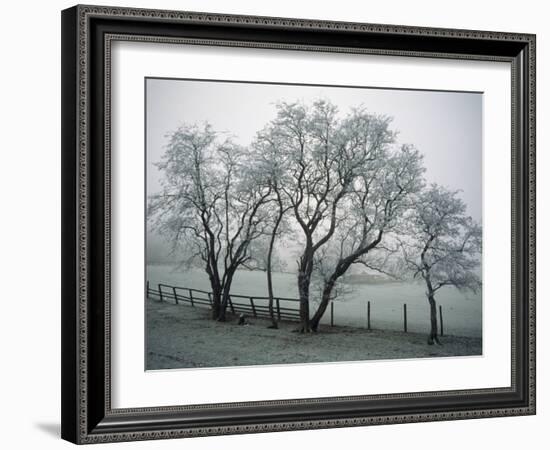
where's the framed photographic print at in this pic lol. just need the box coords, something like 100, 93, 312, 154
61, 4, 536, 444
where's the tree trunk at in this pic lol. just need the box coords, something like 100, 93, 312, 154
218, 286, 230, 322
309, 254, 356, 331
420, 236, 440, 344
266, 258, 278, 329
295, 241, 314, 332
426, 291, 441, 345
211, 292, 221, 320
297, 270, 311, 332
266, 202, 283, 329
310, 280, 334, 331
218, 271, 236, 322
208, 277, 222, 320
206, 256, 223, 320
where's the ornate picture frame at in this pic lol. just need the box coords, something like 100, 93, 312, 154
61, 4, 535, 444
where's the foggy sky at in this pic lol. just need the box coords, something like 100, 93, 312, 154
146, 78, 482, 222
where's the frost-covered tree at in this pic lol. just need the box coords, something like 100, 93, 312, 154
400, 185, 482, 344
261, 100, 418, 332
148, 123, 272, 321
309, 144, 425, 331
258, 100, 398, 332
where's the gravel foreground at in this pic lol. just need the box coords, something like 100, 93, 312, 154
146, 299, 482, 370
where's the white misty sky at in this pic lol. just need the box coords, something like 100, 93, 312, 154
146, 78, 482, 222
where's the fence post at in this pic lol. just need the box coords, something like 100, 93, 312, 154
330, 302, 334, 327
146, 281, 150, 298
403, 304, 407, 333
158, 284, 163, 302
276, 298, 281, 321
172, 287, 178, 305
228, 296, 235, 314
367, 301, 371, 330
188, 289, 194, 306
208, 292, 212, 305
250, 297, 257, 317
439, 305, 444, 336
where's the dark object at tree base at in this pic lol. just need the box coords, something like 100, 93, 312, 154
427, 335, 442, 345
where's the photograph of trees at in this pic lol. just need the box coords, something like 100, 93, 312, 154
145, 79, 483, 370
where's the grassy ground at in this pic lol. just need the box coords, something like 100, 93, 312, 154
146, 299, 482, 370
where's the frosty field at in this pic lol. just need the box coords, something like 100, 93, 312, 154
147, 264, 482, 338
146, 298, 482, 370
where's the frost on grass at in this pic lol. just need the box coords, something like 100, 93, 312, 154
146, 299, 482, 370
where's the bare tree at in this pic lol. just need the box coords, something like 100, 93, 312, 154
148, 123, 272, 321
308, 144, 425, 331
258, 100, 397, 332
400, 184, 482, 344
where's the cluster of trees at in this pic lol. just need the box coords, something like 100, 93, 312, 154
149, 99, 481, 343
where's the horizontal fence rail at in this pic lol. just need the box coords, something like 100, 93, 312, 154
147, 281, 302, 322
146, 281, 447, 336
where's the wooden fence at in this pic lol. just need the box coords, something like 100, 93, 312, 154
147, 281, 444, 335
147, 281, 302, 322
